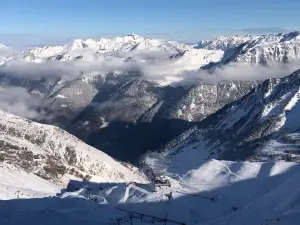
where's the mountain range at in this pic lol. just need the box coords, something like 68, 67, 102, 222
202, 31, 300, 69
1, 31, 300, 225
2, 31, 299, 71
0, 32, 299, 164
145, 69, 300, 176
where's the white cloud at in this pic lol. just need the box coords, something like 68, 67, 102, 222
0, 58, 299, 121
1, 56, 300, 85
142, 60, 300, 85
0, 88, 44, 119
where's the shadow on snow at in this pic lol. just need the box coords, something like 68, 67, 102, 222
1, 164, 300, 225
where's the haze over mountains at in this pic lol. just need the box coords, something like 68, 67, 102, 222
1, 31, 300, 225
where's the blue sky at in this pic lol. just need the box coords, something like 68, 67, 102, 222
1, 0, 300, 46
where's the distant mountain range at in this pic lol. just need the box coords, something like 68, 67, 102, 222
0, 31, 299, 164
1, 31, 299, 68
19, 34, 221, 64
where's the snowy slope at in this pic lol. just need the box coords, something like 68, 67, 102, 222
0, 163, 60, 200
63, 160, 300, 225
143, 69, 300, 177
0, 110, 147, 185
168, 48, 223, 71
1, 160, 299, 225
199, 161, 300, 225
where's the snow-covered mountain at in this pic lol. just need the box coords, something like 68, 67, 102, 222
0, 63, 254, 164
2, 31, 300, 71
1, 111, 300, 225
200, 31, 300, 68
195, 34, 257, 51
20, 34, 195, 62
66, 75, 255, 163
1, 33, 300, 225
16, 34, 224, 80
168, 48, 223, 70
0, 109, 146, 185
144, 68, 300, 176
1, 32, 300, 165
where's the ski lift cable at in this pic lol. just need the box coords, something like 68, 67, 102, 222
175, 190, 216, 202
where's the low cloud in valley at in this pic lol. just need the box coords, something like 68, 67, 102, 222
0, 56, 299, 119
1, 57, 300, 84
0, 88, 44, 119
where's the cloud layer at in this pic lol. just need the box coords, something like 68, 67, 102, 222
1, 57, 300, 84
0, 57, 299, 120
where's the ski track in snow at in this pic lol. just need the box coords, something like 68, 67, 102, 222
211, 160, 245, 180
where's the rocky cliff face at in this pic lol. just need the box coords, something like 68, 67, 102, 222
0, 110, 146, 185
201, 31, 300, 69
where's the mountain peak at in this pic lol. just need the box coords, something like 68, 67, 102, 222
280, 31, 300, 42
126, 33, 142, 38
65, 39, 89, 51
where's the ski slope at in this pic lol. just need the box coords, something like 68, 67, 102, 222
1, 160, 299, 224
0, 164, 59, 200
